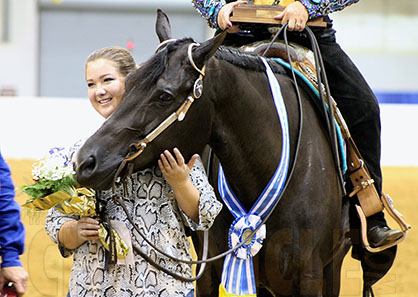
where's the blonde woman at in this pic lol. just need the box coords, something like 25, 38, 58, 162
45, 46, 222, 297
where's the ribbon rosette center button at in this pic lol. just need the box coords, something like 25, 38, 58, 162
241, 228, 255, 245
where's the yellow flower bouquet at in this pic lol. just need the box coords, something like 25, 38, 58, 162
21, 147, 129, 261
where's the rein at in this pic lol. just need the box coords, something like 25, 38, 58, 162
263, 25, 346, 194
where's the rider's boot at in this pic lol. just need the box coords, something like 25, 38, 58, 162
366, 213, 403, 248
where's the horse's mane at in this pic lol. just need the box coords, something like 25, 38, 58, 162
125, 37, 286, 92
126, 47, 168, 91
215, 46, 286, 75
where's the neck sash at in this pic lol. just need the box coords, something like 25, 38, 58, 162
218, 57, 290, 296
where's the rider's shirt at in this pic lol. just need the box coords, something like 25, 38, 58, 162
191, 0, 360, 29
45, 143, 222, 297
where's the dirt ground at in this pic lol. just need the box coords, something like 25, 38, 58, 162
7, 159, 418, 297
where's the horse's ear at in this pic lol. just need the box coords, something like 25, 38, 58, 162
193, 31, 226, 67
156, 9, 172, 42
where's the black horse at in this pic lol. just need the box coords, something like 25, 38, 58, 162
76, 10, 351, 297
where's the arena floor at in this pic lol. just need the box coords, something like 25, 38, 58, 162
7, 159, 417, 297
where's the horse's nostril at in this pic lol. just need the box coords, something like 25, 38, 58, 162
84, 156, 96, 174
78, 156, 97, 181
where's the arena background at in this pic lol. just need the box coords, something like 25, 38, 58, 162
1, 0, 417, 296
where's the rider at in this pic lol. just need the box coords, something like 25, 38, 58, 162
191, 0, 403, 248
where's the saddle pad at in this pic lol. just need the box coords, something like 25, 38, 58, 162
271, 57, 347, 173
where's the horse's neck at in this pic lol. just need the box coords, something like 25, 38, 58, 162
207, 59, 285, 207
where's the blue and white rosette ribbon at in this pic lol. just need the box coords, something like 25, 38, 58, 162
218, 57, 290, 296
229, 215, 266, 260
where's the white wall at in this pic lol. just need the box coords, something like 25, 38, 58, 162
0, 0, 38, 96
331, 0, 418, 92
0, 97, 417, 166
0, 97, 103, 159
380, 104, 418, 166
1, 0, 418, 97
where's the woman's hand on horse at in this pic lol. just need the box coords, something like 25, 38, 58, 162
159, 148, 200, 222
218, 1, 247, 33
158, 148, 198, 190
274, 1, 308, 32
76, 216, 100, 242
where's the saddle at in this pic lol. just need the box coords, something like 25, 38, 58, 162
242, 40, 410, 253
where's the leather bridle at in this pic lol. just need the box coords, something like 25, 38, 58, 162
112, 42, 206, 188
109, 40, 214, 282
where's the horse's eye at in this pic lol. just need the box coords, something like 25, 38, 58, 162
158, 92, 173, 102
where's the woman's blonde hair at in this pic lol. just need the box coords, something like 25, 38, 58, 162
86, 46, 137, 77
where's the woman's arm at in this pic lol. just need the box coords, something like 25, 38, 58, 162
192, 0, 226, 29
58, 217, 100, 250
296, 0, 360, 19
45, 208, 99, 253
159, 148, 222, 230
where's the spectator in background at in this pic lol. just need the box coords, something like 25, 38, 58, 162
0, 151, 28, 296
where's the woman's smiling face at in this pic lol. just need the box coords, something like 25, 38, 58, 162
86, 58, 126, 119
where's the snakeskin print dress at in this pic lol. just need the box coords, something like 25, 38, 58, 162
45, 157, 222, 297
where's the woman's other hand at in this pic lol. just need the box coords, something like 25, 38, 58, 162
217, 1, 247, 33
59, 216, 100, 250
158, 148, 200, 222
275, 1, 309, 32
76, 216, 100, 242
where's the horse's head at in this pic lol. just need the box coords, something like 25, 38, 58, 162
75, 10, 225, 190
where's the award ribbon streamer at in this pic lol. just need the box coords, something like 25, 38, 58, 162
218, 57, 290, 296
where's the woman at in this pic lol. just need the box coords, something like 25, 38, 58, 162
45, 46, 222, 297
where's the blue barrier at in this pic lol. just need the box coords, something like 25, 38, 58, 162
375, 92, 418, 104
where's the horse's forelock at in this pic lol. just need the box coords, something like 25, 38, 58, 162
135, 51, 167, 90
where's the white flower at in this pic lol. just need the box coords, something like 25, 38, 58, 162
32, 147, 75, 181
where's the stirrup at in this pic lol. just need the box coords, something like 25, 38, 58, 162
356, 192, 411, 253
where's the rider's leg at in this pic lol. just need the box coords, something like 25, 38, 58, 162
311, 28, 403, 247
